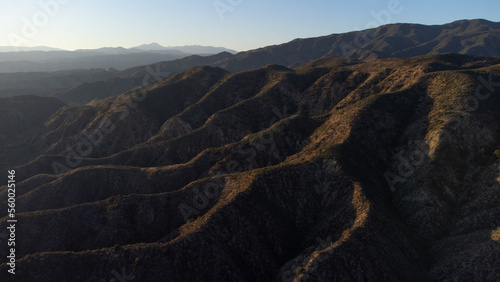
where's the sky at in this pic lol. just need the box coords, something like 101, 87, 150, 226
0, 0, 499, 52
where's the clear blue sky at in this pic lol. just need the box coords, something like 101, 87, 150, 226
1, 0, 499, 52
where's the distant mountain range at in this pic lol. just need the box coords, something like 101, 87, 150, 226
1, 19, 498, 74
132, 43, 237, 54
0, 43, 238, 73
2, 19, 500, 105
0, 46, 65, 52
0, 43, 238, 54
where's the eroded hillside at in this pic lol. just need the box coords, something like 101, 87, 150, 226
1, 54, 499, 281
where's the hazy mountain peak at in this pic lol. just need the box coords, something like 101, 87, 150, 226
132, 43, 238, 54
133, 42, 166, 51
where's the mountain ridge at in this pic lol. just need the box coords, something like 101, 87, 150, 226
0, 44, 237, 73
3, 19, 500, 106
1, 53, 499, 280
55, 19, 500, 105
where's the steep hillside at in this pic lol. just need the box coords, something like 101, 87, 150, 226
0, 50, 186, 73
0, 68, 119, 98
52, 52, 235, 105
0, 95, 65, 168
1, 53, 499, 281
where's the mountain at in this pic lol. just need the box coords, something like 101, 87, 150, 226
0, 52, 236, 105
0, 19, 498, 74
0, 51, 187, 73
132, 42, 238, 54
1, 53, 499, 281
53, 52, 235, 105
46, 19, 500, 106
212, 19, 500, 72
0, 46, 64, 52
2, 19, 498, 104
0, 44, 237, 73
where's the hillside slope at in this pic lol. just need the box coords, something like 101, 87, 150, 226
0, 95, 65, 168
0, 68, 119, 99
1, 54, 500, 281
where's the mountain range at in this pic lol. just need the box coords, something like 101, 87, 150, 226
131, 43, 237, 54
0, 43, 237, 55
0, 43, 237, 73
0, 19, 499, 281
2, 19, 500, 106
0, 46, 64, 52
